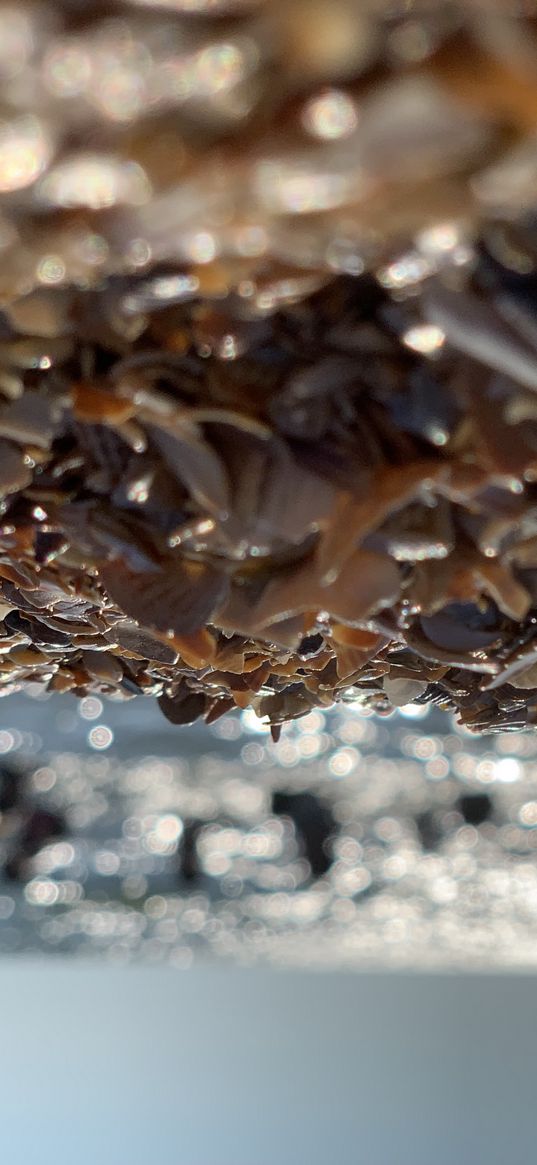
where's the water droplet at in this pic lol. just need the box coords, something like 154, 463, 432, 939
301, 88, 359, 140
38, 154, 151, 211
0, 117, 52, 193
403, 324, 445, 354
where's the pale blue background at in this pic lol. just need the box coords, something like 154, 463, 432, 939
0, 965, 534, 1165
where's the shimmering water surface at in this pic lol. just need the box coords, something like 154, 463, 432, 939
1, 692, 537, 968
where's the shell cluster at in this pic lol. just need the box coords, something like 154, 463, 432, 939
1, 2, 537, 731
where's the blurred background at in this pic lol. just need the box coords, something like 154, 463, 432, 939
0, 692, 535, 1162
1, 689, 537, 968
0, 685, 531, 1160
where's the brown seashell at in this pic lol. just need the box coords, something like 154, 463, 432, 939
318, 461, 447, 583
100, 557, 230, 637
0, 440, 32, 496
73, 383, 136, 426
158, 683, 207, 725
